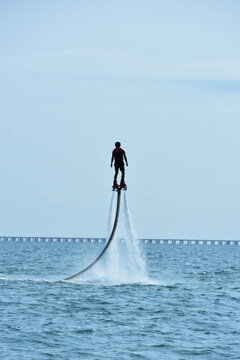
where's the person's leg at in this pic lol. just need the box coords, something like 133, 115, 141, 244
120, 164, 125, 183
114, 165, 119, 183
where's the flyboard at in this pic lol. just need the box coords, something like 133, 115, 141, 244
64, 185, 126, 281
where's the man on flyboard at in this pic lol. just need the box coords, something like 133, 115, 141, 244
111, 141, 128, 190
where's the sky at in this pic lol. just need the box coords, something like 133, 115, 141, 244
0, 0, 240, 239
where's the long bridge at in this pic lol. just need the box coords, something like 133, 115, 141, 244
0, 236, 240, 246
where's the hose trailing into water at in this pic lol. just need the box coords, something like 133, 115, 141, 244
64, 189, 121, 280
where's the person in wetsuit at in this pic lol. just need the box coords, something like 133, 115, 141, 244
111, 142, 128, 189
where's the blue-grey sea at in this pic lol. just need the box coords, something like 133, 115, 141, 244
0, 240, 240, 360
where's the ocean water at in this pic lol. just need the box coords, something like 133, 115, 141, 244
1, 197, 240, 359
1, 241, 240, 359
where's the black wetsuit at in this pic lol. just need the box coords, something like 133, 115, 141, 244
113, 148, 125, 169
112, 147, 126, 182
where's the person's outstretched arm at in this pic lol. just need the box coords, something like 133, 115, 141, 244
123, 151, 128, 166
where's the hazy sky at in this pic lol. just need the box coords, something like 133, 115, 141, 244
0, 0, 240, 239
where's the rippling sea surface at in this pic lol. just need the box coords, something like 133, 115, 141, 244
0, 241, 240, 360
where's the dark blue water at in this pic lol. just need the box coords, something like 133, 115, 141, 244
0, 241, 240, 359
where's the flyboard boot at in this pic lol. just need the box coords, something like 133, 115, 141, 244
112, 181, 119, 191
120, 179, 127, 190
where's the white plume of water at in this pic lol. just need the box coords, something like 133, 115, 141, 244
87, 191, 148, 284
88, 191, 117, 281
103, 192, 121, 281
107, 192, 115, 237
122, 192, 146, 279
102, 191, 147, 283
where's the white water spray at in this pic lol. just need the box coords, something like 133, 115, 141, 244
122, 192, 146, 279
100, 192, 147, 283
107, 192, 115, 237
87, 191, 148, 284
